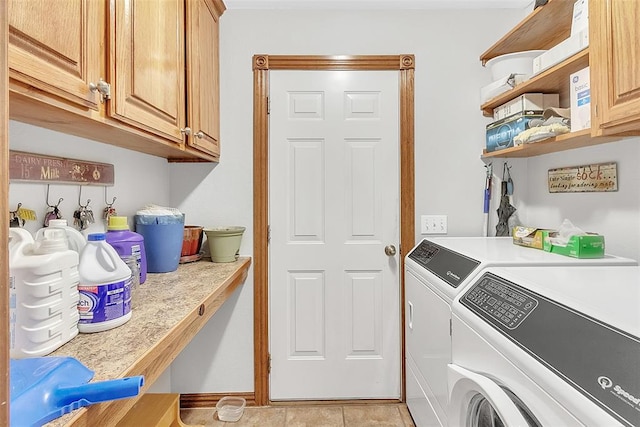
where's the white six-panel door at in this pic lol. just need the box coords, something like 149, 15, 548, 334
269, 70, 400, 400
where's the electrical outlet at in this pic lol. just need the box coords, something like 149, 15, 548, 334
421, 215, 448, 234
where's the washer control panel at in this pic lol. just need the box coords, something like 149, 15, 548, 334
462, 274, 538, 329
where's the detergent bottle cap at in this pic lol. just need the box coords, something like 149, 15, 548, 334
107, 216, 130, 231
33, 228, 69, 254
48, 219, 69, 227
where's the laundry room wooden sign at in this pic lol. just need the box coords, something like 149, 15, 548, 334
548, 162, 618, 193
9, 150, 114, 185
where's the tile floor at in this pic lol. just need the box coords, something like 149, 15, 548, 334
181, 403, 416, 426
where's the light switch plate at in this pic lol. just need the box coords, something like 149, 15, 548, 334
421, 215, 448, 234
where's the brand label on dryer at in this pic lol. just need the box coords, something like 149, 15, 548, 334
598, 376, 640, 412
446, 271, 461, 281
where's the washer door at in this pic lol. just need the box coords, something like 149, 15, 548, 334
448, 364, 541, 427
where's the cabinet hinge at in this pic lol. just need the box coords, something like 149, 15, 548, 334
449, 318, 452, 336
268, 353, 272, 374
267, 225, 271, 244
267, 96, 270, 115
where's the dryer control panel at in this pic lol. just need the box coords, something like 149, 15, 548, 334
407, 240, 480, 288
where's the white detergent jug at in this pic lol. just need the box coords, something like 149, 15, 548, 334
78, 233, 132, 333
35, 219, 86, 253
9, 228, 80, 358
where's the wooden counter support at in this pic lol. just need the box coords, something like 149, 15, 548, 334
116, 394, 201, 427
44, 258, 251, 427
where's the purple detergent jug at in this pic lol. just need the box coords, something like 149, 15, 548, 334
105, 216, 147, 284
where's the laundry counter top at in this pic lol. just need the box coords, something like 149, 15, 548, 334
44, 257, 251, 427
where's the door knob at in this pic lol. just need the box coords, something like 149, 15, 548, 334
385, 245, 397, 256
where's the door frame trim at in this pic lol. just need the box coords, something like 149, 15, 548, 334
253, 55, 415, 405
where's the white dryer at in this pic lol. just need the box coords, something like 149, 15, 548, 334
404, 237, 636, 426
449, 265, 640, 426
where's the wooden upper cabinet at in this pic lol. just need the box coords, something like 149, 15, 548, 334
8, 0, 102, 110
186, 0, 224, 158
7, 0, 224, 162
109, 0, 186, 145
590, 0, 640, 136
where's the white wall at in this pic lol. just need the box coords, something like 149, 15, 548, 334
8, 121, 172, 236
521, 138, 640, 259
169, 7, 528, 393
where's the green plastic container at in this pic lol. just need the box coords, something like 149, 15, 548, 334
204, 227, 245, 263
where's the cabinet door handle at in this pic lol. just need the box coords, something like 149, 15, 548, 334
180, 127, 192, 136
89, 78, 111, 102
194, 131, 204, 139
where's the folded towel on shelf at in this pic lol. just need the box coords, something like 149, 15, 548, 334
514, 122, 570, 145
513, 106, 571, 145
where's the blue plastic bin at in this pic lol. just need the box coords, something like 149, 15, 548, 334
135, 214, 184, 273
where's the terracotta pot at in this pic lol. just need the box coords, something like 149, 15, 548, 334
181, 226, 204, 257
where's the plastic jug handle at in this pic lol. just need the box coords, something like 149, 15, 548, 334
9, 228, 34, 256
101, 243, 126, 272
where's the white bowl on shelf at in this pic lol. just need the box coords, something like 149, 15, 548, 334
485, 50, 547, 81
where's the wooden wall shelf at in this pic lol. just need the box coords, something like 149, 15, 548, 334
481, 49, 590, 117
481, 129, 622, 159
480, 0, 574, 63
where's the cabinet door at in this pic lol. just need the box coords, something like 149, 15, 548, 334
186, 0, 223, 158
8, 0, 102, 109
110, 0, 185, 144
591, 0, 640, 135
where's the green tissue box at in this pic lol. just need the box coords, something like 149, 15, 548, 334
543, 233, 605, 258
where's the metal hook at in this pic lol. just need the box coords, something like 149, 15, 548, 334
104, 187, 117, 207
484, 162, 493, 177
46, 185, 64, 208
503, 162, 514, 195
78, 186, 91, 208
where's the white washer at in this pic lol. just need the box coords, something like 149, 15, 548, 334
449, 265, 640, 426
404, 237, 636, 426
